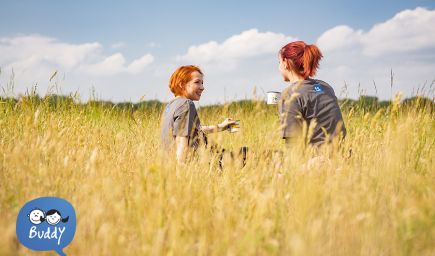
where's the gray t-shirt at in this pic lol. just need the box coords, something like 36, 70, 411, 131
279, 79, 346, 146
160, 97, 207, 150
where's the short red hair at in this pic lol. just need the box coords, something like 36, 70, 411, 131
169, 65, 203, 96
279, 41, 323, 79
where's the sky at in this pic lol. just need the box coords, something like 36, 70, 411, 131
1, 0, 434, 105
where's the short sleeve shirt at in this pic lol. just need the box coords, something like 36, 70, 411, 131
278, 79, 346, 146
160, 97, 207, 150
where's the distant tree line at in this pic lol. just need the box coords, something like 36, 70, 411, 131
0, 94, 433, 113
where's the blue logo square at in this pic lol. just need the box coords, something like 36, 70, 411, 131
314, 85, 324, 93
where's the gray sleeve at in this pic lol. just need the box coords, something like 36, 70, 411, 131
173, 101, 197, 137
279, 94, 304, 140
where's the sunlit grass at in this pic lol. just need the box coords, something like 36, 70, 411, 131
0, 95, 434, 255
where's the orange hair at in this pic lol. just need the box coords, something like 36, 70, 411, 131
279, 41, 323, 79
169, 65, 203, 96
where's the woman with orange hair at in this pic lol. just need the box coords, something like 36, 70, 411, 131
278, 41, 346, 146
160, 65, 236, 163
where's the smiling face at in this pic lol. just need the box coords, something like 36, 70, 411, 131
46, 212, 61, 225
183, 71, 204, 101
28, 209, 45, 224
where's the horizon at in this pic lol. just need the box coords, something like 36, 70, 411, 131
2, 90, 431, 107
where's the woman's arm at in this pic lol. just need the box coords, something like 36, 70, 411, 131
175, 136, 189, 163
279, 94, 303, 142
200, 124, 226, 134
201, 118, 236, 134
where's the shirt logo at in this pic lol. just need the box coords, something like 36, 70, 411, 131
314, 84, 324, 93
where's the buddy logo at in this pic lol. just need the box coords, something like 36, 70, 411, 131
16, 197, 76, 256
314, 84, 324, 93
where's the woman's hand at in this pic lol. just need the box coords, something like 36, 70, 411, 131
218, 118, 237, 130
200, 118, 237, 134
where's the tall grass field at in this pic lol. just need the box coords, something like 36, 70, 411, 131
0, 94, 434, 255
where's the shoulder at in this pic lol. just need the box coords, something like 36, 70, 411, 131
282, 82, 302, 99
170, 97, 190, 108
172, 97, 196, 115
280, 84, 305, 112
281, 81, 311, 102
309, 79, 335, 93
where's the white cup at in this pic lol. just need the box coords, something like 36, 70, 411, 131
267, 91, 281, 105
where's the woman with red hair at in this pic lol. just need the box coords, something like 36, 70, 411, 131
161, 65, 236, 163
278, 41, 346, 146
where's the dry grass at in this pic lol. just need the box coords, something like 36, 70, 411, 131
0, 97, 434, 255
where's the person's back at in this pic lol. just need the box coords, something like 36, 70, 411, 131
280, 78, 346, 146
278, 41, 346, 146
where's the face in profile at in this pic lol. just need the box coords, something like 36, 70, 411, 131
279, 58, 290, 82
184, 71, 204, 101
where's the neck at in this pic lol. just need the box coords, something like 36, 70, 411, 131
286, 71, 305, 83
289, 77, 305, 84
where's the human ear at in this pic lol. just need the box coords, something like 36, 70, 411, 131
283, 59, 290, 70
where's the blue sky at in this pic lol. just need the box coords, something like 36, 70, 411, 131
1, 0, 434, 104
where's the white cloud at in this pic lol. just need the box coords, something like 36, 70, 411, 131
84, 53, 126, 75
318, 7, 435, 57
176, 29, 296, 70
314, 7, 435, 99
317, 25, 363, 52
83, 53, 154, 75
0, 34, 154, 77
363, 7, 435, 56
0, 35, 100, 71
127, 54, 155, 74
